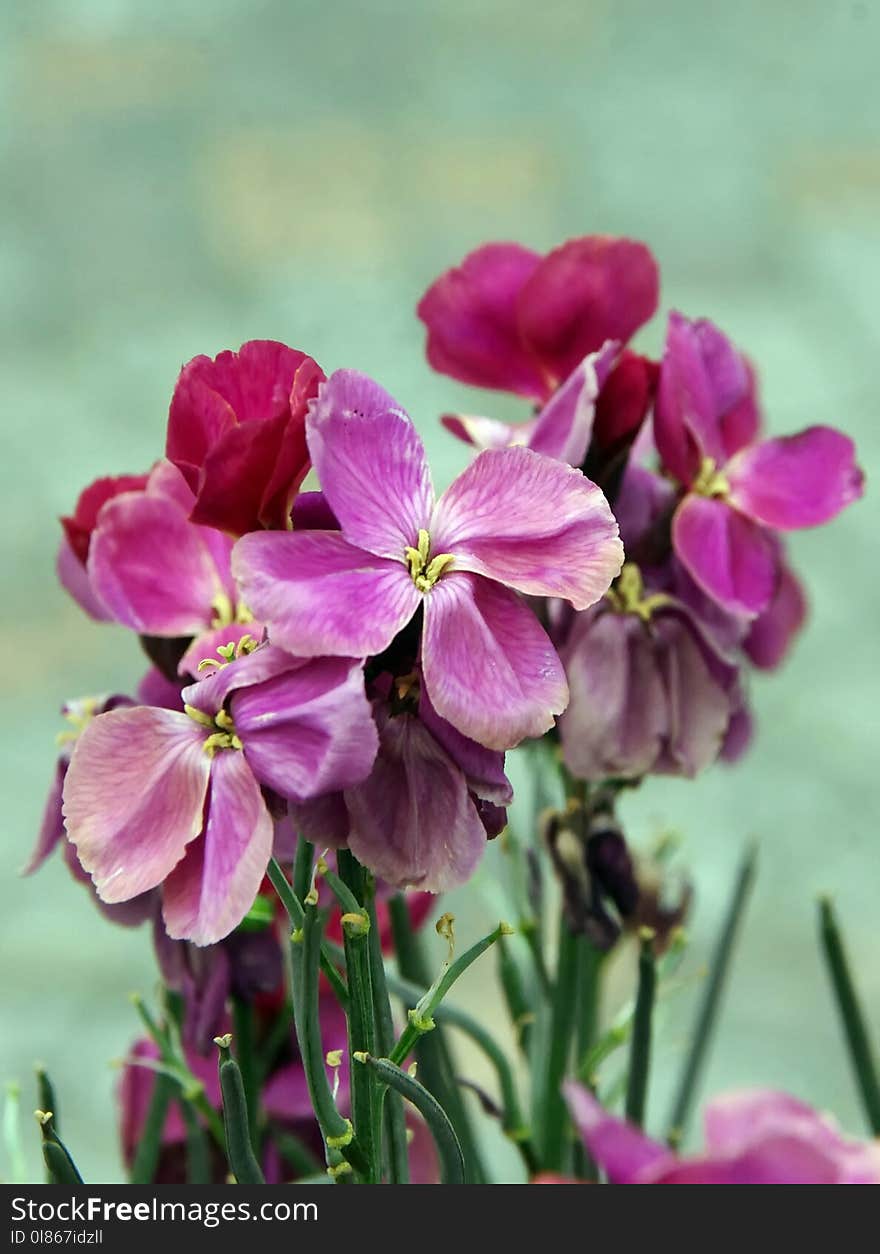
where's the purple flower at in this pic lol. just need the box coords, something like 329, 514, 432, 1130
564, 1084, 880, 1184
558, 564, 741, 781
292, 672, 512, 892
654, 312, 863, 616
62, 643, 378, 945
233, 370, 623, 750
417, 236, 659, 401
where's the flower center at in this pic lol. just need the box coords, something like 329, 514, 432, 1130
691, 456, 730, 500
210, 593, 254, 630
606, 563, 672, 623
185, 704, 243, 756
56, 698, 100, 747
404, 529, 455, 592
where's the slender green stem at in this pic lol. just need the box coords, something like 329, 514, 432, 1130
387, 894, 488, 1183
537, 917, 579, 1170
625, 930, 657, 1128
572, 937, 602, 1179
215, 1037, 265, 1184
178, 1097, 212, 1184
273, 1130, 323, 1178
666, 844, 757, 1144
366, 895, 408, 1184
390, 920, 512, 1066
497, 935, 535, 1055
34, 1068, 58, 1138
336, 850, 379, 1182
293, 836, 315, 902
231, 998, 259, 1150
358, 1056, 465, 1185
819, 897, 880, 1134
267, 857, 349, 1009
130, 1072, 175, 1184
35, 1112, 83, 1184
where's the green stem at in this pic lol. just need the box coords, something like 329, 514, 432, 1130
538, 917, 579, 1171
366, 895, 408, 1184
178, 1097, 212, 1184
215, 1037, 265, 1184
497, 935, 534, 1056
387, 895, 488, 1183
357, 1056, 465, 1185
36, 1112, 83, 1185
666, 843, 757, 1145
625, 930, 657, 1128
130, 1072, 175, 1184
231, 998, 259, 1151
572, 937, 602, 1179
336, 850, 379, 1182
267, 857, 349, 1009
818, 897, 880, 1134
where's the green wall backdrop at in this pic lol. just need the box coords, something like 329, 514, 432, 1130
1, 0, 878, 1181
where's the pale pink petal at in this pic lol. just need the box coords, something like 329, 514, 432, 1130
161, 750, 273, 946
417, 242, 548, 398
56, 536, 111, 622
178, 623, 266, 681
526, 341, 619, 465
345, 713, 486, 892
88, 493, 229, 635
232, 530, 420, 657
422, 572, 569, 750
63, 707, 210, 902
232, 657, 379, 801
653, 613, 737, 777
518, 236, 659, 387
672, 495, 777, 617
564, 1083, 673, 1185
726, 426, 864, 530
136, 667, 184, 709
306, 370, 433, 559
182, 641, 302, 717
440, 412, 529, 452
432, 447, 623, 610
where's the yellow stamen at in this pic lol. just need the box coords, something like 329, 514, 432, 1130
404, 528, 454, 592
606, 562, 673, 623
185, 704, 243, 756
692, 456, 730, 500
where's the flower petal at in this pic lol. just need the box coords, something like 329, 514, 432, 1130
652, 612, 737, 777
422, 572, 569, 750
161, 749, 273, 945
526, 341, 620, 466
417, 242, 548, 398
88, 491, 232, 635
233, 657, 379, 801
63, 707, 210, 902
306, 370, 433, 559
518, 236, 659, 387
564, 1083, 672, 1185
418, 686, 513, 804
672, 495, 777, 616
232, 530, 420, 656
440, 412, 529, 452
432, 446, 623, 610
726, 426, 864, 530
345, 713, 487, 892
744, 562, 807, 670
23, 759, 67, 876
56, 536, 112, 621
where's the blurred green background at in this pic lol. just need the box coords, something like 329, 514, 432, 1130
1, 0, 878, 1182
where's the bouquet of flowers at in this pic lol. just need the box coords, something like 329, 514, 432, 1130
20, 234, 878, 1186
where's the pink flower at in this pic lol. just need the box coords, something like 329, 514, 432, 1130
417, 236, 659, 402
58, 473, 150, 622
654, 313, 863, 616
233, 370, 623, 750
564, 1084, 880, 1184
63, 644, 378, 945
166, 339, 325, 536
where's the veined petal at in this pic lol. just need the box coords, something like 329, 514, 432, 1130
233, 657, 379, 801
726, 426, 864, 530
432, 446, 623, 610
653, 613, 736, 777
306, 370, 433, 559
527, 341, 620, 465
88, 492, 230, 635
63, 707, 210, 902
232, 530, 420, 656
673, 495, 777, 617
161, 750, 273, 946
417, 242, 548, 398
178, 623, 267, 681
440, 412, 530, 452
518, 236, 659, 387
422, 572, 569, 750
419, 687, 513, 804
345, 713, 486, 892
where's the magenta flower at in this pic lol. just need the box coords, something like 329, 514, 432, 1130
564, 1084, 880, 1184
292, 673, 512, 892
58, 472, 150, 622
166, 339, 325, 536
654, 312, 863, 616
417, 236, 659, 401
233, 371, 623, 750
63, 644, 378, 945
558, 564, 741, 781
744, 547, 808, 671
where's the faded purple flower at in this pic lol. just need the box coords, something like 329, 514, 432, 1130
63, 644, 378, 945
564, 1084, 880, 1184
233, 370, 623, 751
654, 312, 863, 616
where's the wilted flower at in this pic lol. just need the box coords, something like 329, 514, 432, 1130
166, 339, 325, 535
234, 370, 623, 750
654, 312, 863, 616
63, 644, 378, 945
564, 1084, 880, 1184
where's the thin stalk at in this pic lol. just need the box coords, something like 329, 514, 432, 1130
625, 929, 657, 1128
666, 843, 757, 1145
178, 1097, 212, 1184
572, 937, 602, 1180
215, 1036, 264, 1184
267, 857, 349, 1009
231, 998, 259, 1150
336, 849, 379, 1182
537, 917, 579, 1171
819, 897, 880, 1134
357, 1055, 465, 1185
366, 895, 408, 1184
496, 935, 535, 1056
130, 1072, 175, 1184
